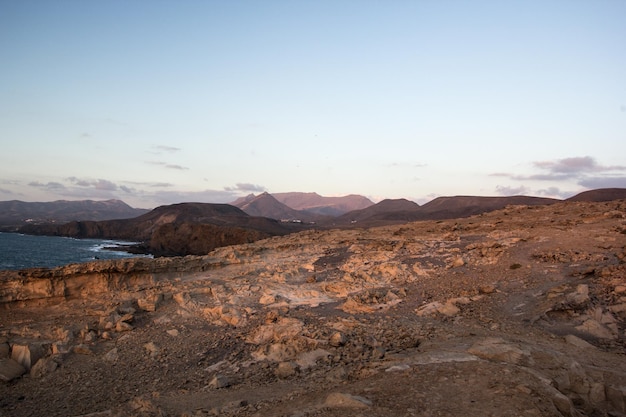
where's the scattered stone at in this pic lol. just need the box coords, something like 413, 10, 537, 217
103, 348, 119, 362
606, 385, 626, 413
551, 389, 578, 417
208, 375, 231, 389
468, 338, 532, 366
566, 284, 590, 308
275, 361, 298, 379
451, 257, 465, 268
479, 284, 496, 294
144, 342, 160, 358
324, 392, 372, 409
564, 334, 596, 349
0, 358, 26, 382
329, 331, 347, 347
386, 364, 411, 372
575, 319, 615, 340
30, 356, 59, 378
416, 300, 459, 317
52, 342, 70, 355
116, 321, 134, 332
72, 344, 94, 355
138, 293, 163, 312
295, 349, 331, 369
166, 329, 179, 337
11, 342, 47, 371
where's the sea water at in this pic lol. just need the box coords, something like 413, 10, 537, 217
0, 232, 149, 270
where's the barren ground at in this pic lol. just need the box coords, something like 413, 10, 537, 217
1, 200, 625, 417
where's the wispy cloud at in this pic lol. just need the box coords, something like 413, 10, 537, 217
145, 161, 189, 170
578, 176, 626, 189
165, 164, 189, 170
533, 156, 626, 176
224, 183, 267, 193
493, 156, 626, 183
489, 156, 626, 198
67, 177, 118, 191
495, 185, 530, 196
386, 162, 428, 168
0, 187, 18, 196
151, 145, 181, 153
29, 181, 67, 191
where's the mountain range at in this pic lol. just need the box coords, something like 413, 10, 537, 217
0, 199, 148, 230
3, 188, 626, 257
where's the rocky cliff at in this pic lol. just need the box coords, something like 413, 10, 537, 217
1, 199, 625, 416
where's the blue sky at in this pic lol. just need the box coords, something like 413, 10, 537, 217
1, 1, 625, 208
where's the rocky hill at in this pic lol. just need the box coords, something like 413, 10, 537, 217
1, 198, 625, 416
231, 192, 315, 222
328, 198, 421, 226
17, 202, 296, 257
325, 195, 560, 227
566, 188, 626, 202
0, 199, 148, 231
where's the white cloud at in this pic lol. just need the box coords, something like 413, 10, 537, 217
495, 185, 530, 196
578, 176, 626, 189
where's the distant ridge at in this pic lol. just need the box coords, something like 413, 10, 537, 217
232, 192, 311, 221
0, 199, 148, 230
272, 192, 374, 216
325, 195, 560, 227
419, 195, 560, 220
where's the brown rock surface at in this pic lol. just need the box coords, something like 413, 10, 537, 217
1, 200, 625, 416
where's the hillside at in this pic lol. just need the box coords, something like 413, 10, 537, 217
566, 188, 626, 202
1, 198, 625, 416
418, 195, 560, 219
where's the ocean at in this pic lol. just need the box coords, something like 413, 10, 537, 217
0, 232, 149, 270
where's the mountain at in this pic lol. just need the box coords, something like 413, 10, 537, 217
18, 202, 298, 256
328, 198, 421, 226
566, 188, 626, 202
232, 192, 310, 221
0, 199, 148, 230
272, 192, 374, 216
419, 195, 560, 220
327, 195, 561, 227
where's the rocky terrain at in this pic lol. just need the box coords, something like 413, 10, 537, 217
1, 199, 626, 416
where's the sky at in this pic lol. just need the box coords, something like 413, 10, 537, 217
1, 1, 625, 208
